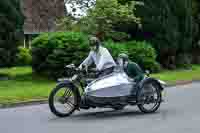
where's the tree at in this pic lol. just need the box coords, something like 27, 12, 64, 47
191, 0, 200, 64
0, 0, 24, 67
61, 0, 195, 68
61, 0, 142, 41
134, 0, 194, 69
64, 0, 95, 17
76, 0, 141, 41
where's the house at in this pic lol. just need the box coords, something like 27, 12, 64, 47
21, 0, 65, 48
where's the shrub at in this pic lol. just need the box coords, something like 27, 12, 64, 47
16, 47, 32, 66
104, 40, 127, 58
31, 32, 89, 79
126, 41, 161, 72
32, 31, 160, 79
105, 40, 161, 72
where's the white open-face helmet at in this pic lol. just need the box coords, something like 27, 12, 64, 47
89, 36, 101, 51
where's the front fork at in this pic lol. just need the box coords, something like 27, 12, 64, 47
73, 80, 89, 110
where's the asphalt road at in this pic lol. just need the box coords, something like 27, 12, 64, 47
0, 83, 200, 133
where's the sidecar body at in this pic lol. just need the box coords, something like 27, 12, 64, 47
84, 72, 137, 105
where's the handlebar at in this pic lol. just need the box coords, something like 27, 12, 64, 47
65, 64, 100, 76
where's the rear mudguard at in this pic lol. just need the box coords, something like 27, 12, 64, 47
137, 77, 165, 91
56, 80, 81, 108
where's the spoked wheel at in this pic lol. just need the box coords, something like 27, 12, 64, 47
49, 84, 78, 117
137, 80, 162, 113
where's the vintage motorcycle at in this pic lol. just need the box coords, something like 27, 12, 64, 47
48, 64, 166, 117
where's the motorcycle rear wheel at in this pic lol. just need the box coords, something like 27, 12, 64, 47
49, 84, 78, 117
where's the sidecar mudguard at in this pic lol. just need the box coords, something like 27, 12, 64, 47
138, 77, 165, 91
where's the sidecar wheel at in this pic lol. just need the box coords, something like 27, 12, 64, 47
137, 80, 162, 113
49, 84, 78, 117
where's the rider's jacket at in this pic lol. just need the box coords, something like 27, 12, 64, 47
80, 46, 116, 71
124, 62, 144, 82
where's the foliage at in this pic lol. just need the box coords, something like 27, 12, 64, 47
56, 16, 76, 31
192, 0, 200, 16
62, 0, 197, 69
191, 0, 200, 64
32, 31, 160, 77
134, 0, 193, 69
63, 0, 141, 41
31, 32, 89, 79
0, 0, 24, 67
16, 47, 32, 66
105, 40, 161, 72
64, 0, 95, 17
126, 41, 161, 72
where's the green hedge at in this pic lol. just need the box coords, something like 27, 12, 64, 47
16, 47, 32, 66
31, 32, 89, 79
105, 41, 161, 72
32, 32, 160, 79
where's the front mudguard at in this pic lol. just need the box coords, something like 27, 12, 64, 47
56, 80, 81, 108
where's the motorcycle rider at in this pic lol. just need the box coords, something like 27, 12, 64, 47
79, 36, 116, 77
117, 53, 145, 83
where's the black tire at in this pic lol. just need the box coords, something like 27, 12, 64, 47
137, 80, 162, 113
49, 84, 78, 117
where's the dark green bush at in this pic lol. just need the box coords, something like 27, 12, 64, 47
134, 0, 193, 69
31, 32, 89, 79
16, 47, 32, 66
0, 47, 17, 67
0, 0, 24, 67
105, 41, 161, 72
126, 41, 161, 72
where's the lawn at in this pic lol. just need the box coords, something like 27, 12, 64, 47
0, 65, 200, 105
0, 67, 55, 104
152, 65, 200, 84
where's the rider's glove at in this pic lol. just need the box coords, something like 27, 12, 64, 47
79, 64, 87, 71
79, 65, 83, 70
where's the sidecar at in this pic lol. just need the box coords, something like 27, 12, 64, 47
82, 69, 166, 109
83, 71, 138, 106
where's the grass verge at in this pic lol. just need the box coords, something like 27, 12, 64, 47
0, 65, 200, 105
0, 67, 55, 105
152, 65, 200, 84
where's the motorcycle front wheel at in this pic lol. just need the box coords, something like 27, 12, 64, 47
49, 84, 78, 117
137, 80, 162, 113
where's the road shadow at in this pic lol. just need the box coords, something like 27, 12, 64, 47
49, 107, 162, 122
73, 110, 144, 120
